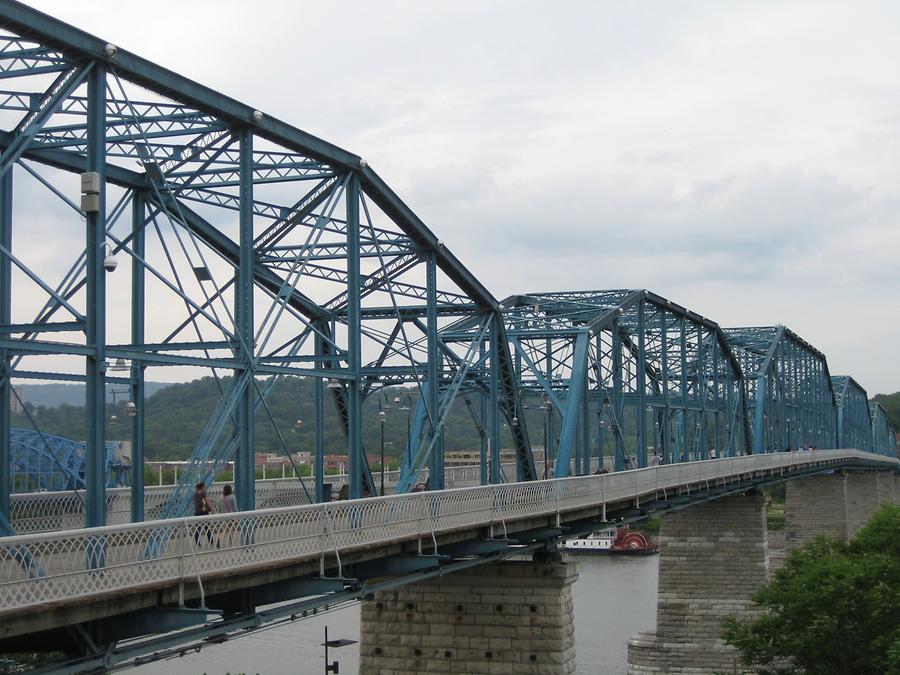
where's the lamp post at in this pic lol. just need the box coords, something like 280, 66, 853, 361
378, 395, 391, 496
109, 387, 134, 423
395, 394, 412, 468
538, 394, 550, 476
786, 417, 792, 451
597, 416, 605, 470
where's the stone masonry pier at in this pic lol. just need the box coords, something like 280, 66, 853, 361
785, 470, 898, 550
627, 493, 767, 674
359, 555, 578, 674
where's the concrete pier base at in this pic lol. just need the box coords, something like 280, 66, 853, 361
359, 556, 578, 675
627, 493, 767, 674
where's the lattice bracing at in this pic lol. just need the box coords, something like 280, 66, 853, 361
0, 1, 532, 533
724, 326, 837, 453
831, 376, 871, 451
869, 401, 896, 456
492, 290, 749, 477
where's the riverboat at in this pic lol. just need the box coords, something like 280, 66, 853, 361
561, 525, 658, 555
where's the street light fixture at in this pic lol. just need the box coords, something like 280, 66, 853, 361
378, 395, 390, 496
110, 388, 130, 422
395, 394, 413, 468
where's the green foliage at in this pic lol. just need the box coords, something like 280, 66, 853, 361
763, 483, 787, 531
12, 376, 514, 461
722, 504, 900, 674
634, 516, 660, 536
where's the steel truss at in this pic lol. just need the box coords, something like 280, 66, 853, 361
0, 4, 894, 538
9, 427, 128, 492
831, 376, 871, 451
485, 290, 750, 476
724, 326, 837, 453
0, 1, 533, 533
869, 401, 895, 456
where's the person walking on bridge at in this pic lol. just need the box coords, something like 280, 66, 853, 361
193, 482, 214, 547
218, 484, 237, 547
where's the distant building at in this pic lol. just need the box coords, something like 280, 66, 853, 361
323, 454, 382, 471
254, 452, 289, 467
290, 451, 312, 465
444, 448, 545, 467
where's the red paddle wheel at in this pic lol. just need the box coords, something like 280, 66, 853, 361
610, 525, 658, 554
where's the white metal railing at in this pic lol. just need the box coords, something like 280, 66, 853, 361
7, 462, 525, 534
1, 450, 893, 612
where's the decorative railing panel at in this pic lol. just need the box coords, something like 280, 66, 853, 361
1, 450, 894, 611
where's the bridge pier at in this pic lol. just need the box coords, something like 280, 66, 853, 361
785, 469, 898, 550
359, 554, 578, 674
627, 493, 767, 674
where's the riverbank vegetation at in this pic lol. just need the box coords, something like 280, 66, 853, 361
723, 504, 900, 674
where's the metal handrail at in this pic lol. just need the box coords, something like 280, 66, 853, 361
0, 450, 894, 612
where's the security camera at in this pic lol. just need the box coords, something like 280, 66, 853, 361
104, 43, 117, 57
251, 110, 263, 123
359, 158, 368, 169
103, 253, 118, 273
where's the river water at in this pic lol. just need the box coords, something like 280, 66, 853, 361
135, 554, 658, 674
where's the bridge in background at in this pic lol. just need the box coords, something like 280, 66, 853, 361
0, 3, 897, 673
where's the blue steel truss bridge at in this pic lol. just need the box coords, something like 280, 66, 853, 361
0, 2, 896, 672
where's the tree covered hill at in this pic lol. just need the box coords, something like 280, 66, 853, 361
12, 376, 501, 461
14, 382, 171, 408
873, 391, 900, 432
13, 377, 898, 462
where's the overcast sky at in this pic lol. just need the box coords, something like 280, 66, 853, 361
19, 0, 900, 394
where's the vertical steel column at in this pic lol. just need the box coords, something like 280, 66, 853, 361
479, 340, 488, 485
581, 375, 590, 475
235, 127, 255, 511
85, 63, 107, 528
545, 336, 553, 463
346, 173, 363, 499
636, 301, 647, 468
789, 341, 803, 450
612, 323, 624, 471
659, 309, 670, 465
426, 252, 443, 489
801, 350, 809, 447
696, 327, 705, 459
712, 335, 720, 457
489, 321, 501, 483
753, 374, 766, 454
0, 170, 10, 520
778, 341, 787, 450
816, 360, 824, 447
679, 317, 688, 460
724, 349, 734, 457
130, 191, 145, 522
314, 330, 325, 502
